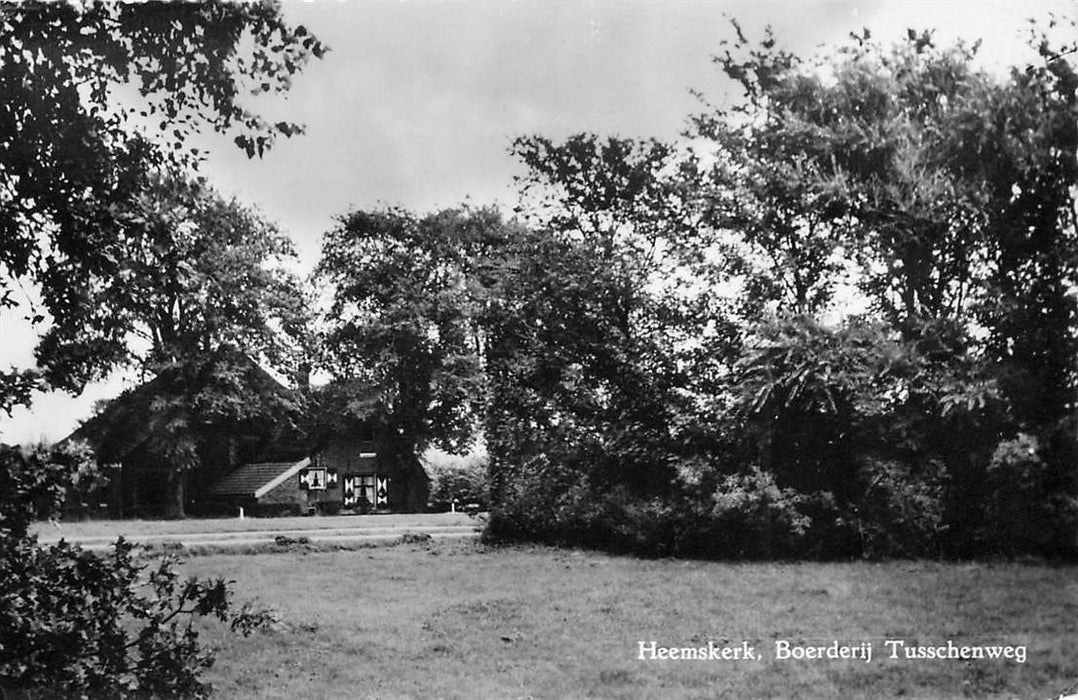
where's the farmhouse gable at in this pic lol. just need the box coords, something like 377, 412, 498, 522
206, 434, 429, 515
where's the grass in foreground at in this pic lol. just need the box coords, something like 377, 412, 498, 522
184, 544, 1078, 700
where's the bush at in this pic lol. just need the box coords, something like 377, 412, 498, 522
846, 457, 948, 559
0, 444, 271, 699
316, 499, 342, 516
708, 466, 821, 559
981, 433, 1078, 556
488, 452, 824, 559
486, 454, 558, 542
185, 500, 242, 519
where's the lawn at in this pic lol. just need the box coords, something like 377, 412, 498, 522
180, 542, 1078, 699
32, 512, 474, 540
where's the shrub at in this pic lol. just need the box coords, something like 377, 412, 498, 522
316, 500, 342, 516
0, 444, 271, 699
242, 502, 303, 518
981, 433, 1078, 556
485, 453, 579, 544
708, 466, 821, 559
846, 457, 948, 559
185, 500, 242, 519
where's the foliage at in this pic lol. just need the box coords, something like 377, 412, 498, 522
708, 466, 820, 559
0, 371, 42, 418
316, 206, 510, 455
55, 440, 112, 495
689, 24, 846, 318
0, 5, 319, 696
79, 346, 308, 519
1, 540, 271, 700
485, 19, 1078, 561
981, 433, 1078, 556
486, 134, 742, 552
972, 19, 1078, 430
701, 26, 997, 330
49, 439, 120, 516
731, 314, 1014, 557
697, 18, 1077, 429
0, 445, 72, 540
0, 1, 325, 409
36, 173, 311, 392
0, 445, 272, 699
53, 175, 313, 519
847, 457, 948, 559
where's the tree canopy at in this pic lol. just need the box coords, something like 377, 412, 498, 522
36, 173, 311, 391
315, 206, 509, 455
484, 18, 1078, 559
0, 0, 326, 410
0, 4, 324, 695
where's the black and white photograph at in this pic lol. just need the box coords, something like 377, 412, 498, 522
1, 1, 1077, 697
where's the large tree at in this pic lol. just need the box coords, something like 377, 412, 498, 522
485, 134, 741, 550
36, 172, 310, 391
315, 206, 508, 456
971, 19, 1078, 429
696, 22, 1077, 422
0, 3, 324, 694
694, 23, 1077, 553
692, 25, 996, 330
688, 24, 846, 319
62, 174, 312, 518
0, 0, 325, 410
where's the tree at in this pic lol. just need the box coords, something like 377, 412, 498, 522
729, 315, 998, 557
485, 134, 741, 550
315, 206, 509, 456
970, 18, 1078, 429
37, 173, 310, 389
425, 449, 490, 511
700, 21, 1076, 422
487, 18, 1077, 559
0, 0, 326, 409
77, 343, 309, 520
43, 173, 311, 519
42, 167, 315, 522
0, 3, 323, 694
688, 23, 846, 318
695, 25, 996, 331
684, 20, 1076, 556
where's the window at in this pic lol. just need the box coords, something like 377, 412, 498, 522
343, 474, 385, 508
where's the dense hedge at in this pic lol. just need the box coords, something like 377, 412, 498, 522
483, 25, 1078, 561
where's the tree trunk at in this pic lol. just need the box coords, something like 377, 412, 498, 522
164, 470, 187, 519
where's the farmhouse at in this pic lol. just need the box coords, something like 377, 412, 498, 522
206, 434, 430, 515
68, 346, 429, 517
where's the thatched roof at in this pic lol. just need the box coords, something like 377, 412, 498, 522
68, 345, 302, 463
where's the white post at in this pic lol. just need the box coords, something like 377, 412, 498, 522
238, 506, 245, 520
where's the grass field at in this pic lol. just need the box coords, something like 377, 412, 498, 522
178, 542, 1078, 699
31, 512, 475, 540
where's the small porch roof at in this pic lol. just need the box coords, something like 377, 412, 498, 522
208, 456, 310, 499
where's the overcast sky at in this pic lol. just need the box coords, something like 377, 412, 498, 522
1, 0, 1072, 445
